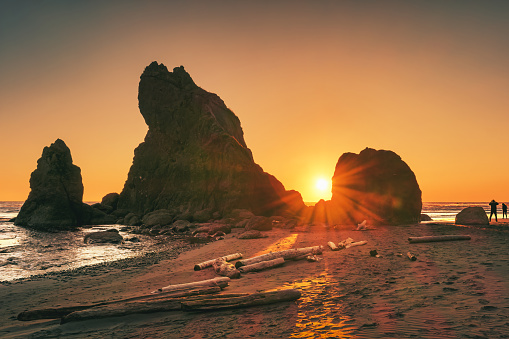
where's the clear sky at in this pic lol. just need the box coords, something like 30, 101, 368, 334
1, 1, 508, 203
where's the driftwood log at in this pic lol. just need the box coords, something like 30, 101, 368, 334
61, 292, 250, 324
327, 241, 339, 251
238, 257, 285, 273
18, 285, 221, 321
407, 252, 417, 261
181, 288, 301, 311
152, 276, 230, 294
345, 240, 367, 248
235, 246, 323, 268
337, 238, 353, 249
213, 260, 241, 279
194, 253, 243, 271
408, 235, 471, 243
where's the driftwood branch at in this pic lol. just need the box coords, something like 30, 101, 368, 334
61, 291, 250, 324
181, 288, 301, 311
194, 253, 243, 271
238, 257, 285, 273
345, 240, 367, 248
18, 285, 221, 321
408, 235, 471, 243
327, 241, 339, 251
235, 246, 323, 268
151, 276, 230, 294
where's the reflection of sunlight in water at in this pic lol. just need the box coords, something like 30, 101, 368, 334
282, 269, 356, 338
252, 233, 299, 257
0, 224, 151, 281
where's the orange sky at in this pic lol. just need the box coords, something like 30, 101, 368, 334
1, 1, 508, 203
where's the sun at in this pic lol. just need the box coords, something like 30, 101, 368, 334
315, 178, 330, 192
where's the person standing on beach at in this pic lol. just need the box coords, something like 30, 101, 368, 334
489, 199, 499, 222
503, 203, 508, 219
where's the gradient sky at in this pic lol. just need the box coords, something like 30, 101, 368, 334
1, 1, 509, 203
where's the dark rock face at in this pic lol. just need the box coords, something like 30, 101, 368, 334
15, 139, 116, 230
328, 148, 422, 225
15, 139, 86, 231
118, 62, 305, 218
455, 207, 489, 225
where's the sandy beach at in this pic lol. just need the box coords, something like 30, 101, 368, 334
1, 222, 508, 338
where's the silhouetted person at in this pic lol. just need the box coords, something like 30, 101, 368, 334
489, 199, 498, 222
503, 203, 508, 219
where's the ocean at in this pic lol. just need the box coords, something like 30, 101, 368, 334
0, 201, 497, 282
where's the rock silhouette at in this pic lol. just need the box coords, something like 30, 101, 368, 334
311, 148, 422, 225
15, 139, 86, 230
15, 139, 114, 231
117, 62, 305, 219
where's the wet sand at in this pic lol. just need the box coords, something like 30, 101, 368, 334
1, 222, 509, 338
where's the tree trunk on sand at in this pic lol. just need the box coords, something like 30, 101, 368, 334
213, 260, 241, 279
151, 277, 230, 294
408, 235, 471, 243
18, 286, 221, 321
235, 246, 323, 268
194, 253, 243, 271
238, 257, 285, 273
181, 288, 301, 311
61, 292, 251, 324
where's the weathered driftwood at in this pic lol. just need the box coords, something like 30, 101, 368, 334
181, 288, 301, 311
213, 259, 241, 279
18, 285, 221, 321
408, 235, 471, 243
345, 240, 367, 248
306, 255, 321, 262
235, 246, 323, 268
407, 252, 417, 261
337, 237, 354, 249
327, 241, 339, 251
194, 253, 243, 271
61, 292, 250, 324
152, 276, 230, 294
238, 257, 285, 273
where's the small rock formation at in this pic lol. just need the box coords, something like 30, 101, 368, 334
117, 62, 305, 219
420, 214, 433, 221
314, 148, 422, 225
455, 207, 489, 225
84, 229, 123, 244
15, 139, 87, 231
15, 139, 115, 231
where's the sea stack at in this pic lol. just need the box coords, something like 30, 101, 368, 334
15, 139, 86, 230
328, 148, 422, 225
117, 62, 305, 219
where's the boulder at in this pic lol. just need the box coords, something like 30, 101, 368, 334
142, 209, 174, 227
245, 216, 272, 231
84, 229, 123, 244
101, 193, 119, 210
455, 207, 489, 225
420, 214, 433, 221
325, 148, 422, 225
15, 139, 87, 231
90, 203, 113, 214
193, 209, 213, 223
124, 213, 142, 226
172, 220, 191, 232
117, 62, 306, 218
238, 230, 268, 239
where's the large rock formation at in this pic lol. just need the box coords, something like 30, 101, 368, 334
325, 148, 422, 225
15, 139, 87, 230
117, 62, 305, 219
15, 139, 114, 231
